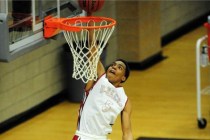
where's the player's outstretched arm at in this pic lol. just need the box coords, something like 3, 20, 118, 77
97, 60, 105, 78
121, 99, 133, 140
85, 59, 105, 91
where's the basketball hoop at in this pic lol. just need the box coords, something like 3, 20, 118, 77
44, 16, 116, 83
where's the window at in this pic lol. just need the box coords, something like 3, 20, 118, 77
0, 0, 83, 62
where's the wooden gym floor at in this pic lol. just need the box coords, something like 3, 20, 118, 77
1, 26, 210, 140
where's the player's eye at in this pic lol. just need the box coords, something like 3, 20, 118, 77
118, 66, 123, 70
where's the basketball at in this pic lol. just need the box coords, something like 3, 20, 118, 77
78, 0, 105, 15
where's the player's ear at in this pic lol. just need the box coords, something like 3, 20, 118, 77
121, 76, 126, 82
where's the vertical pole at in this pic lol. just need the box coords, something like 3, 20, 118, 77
0, 0, 8, 14
32, 0, 36, 32
57, 0, 60, 18
204, 16, 210, 59
5, 0, 8, 14
196, 35, 207, 120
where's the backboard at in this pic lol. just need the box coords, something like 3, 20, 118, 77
0, 0, 84, 62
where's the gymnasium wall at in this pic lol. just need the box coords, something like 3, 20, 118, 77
161, 1, 210, 38
97, 1, 210, 65
116, 1, 161, 64
0, 39, 67, 124
1, 0, 210, 128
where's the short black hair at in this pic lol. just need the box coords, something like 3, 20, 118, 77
106, 58, 130, 83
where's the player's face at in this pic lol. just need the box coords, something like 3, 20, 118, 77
106, 61, 126, 86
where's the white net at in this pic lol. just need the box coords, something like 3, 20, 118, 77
62, 17, 115, 83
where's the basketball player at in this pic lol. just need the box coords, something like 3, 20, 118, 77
72, 58, 133, 140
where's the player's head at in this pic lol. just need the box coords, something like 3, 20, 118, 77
106, 59, 130, 86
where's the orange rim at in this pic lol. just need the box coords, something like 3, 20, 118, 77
60, 16, 116, 32
44, 16, 116, 38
